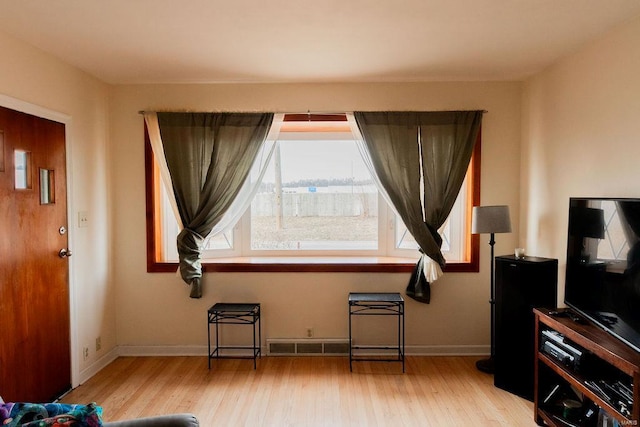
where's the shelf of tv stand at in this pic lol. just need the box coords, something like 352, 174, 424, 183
534, 308, 640, 426
538, 352, 628, 422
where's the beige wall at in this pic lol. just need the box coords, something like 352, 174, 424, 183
110, 82, 522, 354
521, 15, 640, 298
0, 31, 113, 382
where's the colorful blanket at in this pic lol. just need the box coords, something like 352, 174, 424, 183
0, 402, 102, 426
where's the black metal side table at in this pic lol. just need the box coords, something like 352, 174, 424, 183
348, 292, 405, 372
207, 303, 261, 369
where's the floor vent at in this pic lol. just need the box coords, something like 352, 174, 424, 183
267, 339, 350, 356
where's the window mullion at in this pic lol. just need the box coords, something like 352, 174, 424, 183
377, 194, 388, 256
240, 207, 252, 256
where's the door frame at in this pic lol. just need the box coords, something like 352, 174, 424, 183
0, 93, 80, 389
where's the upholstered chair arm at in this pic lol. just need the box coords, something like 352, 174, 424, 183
103, 413, 199, 427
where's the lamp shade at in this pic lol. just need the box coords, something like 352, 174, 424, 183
568, 206, 605, 239
472, 205, 512, 234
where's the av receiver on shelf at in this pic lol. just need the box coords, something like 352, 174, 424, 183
540, 329, 584, 370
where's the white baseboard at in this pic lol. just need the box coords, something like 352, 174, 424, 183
78, 347, 119, 384
118, 345, 207, 357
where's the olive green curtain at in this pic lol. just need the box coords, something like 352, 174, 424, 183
354, 111, 482, 303
157, 112, 274, 298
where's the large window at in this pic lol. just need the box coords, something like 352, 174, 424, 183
248, 139, 379, 253
146, 113, 481, 273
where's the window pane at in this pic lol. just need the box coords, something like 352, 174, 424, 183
250, 140, 378, 251
14, 150, 31, 189
159, 179, 234, 261
395, 218, 418, 251
204, 232, 233, 251
597, 201, 628, 261
394, 174, 468, 261
39, 168, 55, 204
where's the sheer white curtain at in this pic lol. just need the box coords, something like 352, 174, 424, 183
205, 116, 281, 241
348, 113, 395, 215
144, 112, 182, 228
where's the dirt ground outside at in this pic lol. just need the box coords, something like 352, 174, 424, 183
251, 215, 378, 249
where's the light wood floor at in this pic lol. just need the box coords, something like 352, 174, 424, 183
61, 356, 537, 426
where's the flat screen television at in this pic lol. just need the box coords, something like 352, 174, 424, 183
564, 197, 640, 353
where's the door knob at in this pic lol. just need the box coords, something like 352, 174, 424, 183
58, 248, 72, 258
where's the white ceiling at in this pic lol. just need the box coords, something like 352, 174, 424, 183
1, 0, 639, 84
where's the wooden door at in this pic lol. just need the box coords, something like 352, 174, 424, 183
0, 105, 71, 402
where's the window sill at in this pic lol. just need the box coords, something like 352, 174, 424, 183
147, 257, 479, 273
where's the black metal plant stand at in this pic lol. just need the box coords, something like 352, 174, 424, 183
207, 303, 261, 369
348, 292, 405, 373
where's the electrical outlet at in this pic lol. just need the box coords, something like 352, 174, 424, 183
83, 347, 89, 360
95, 336, 101, 352
306, 327, 314, 338
78, 211, 89, 228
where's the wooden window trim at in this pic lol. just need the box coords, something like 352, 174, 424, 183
145, 122, 481, 274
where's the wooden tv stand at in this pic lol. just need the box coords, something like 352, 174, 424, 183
534, 308, 639, 426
